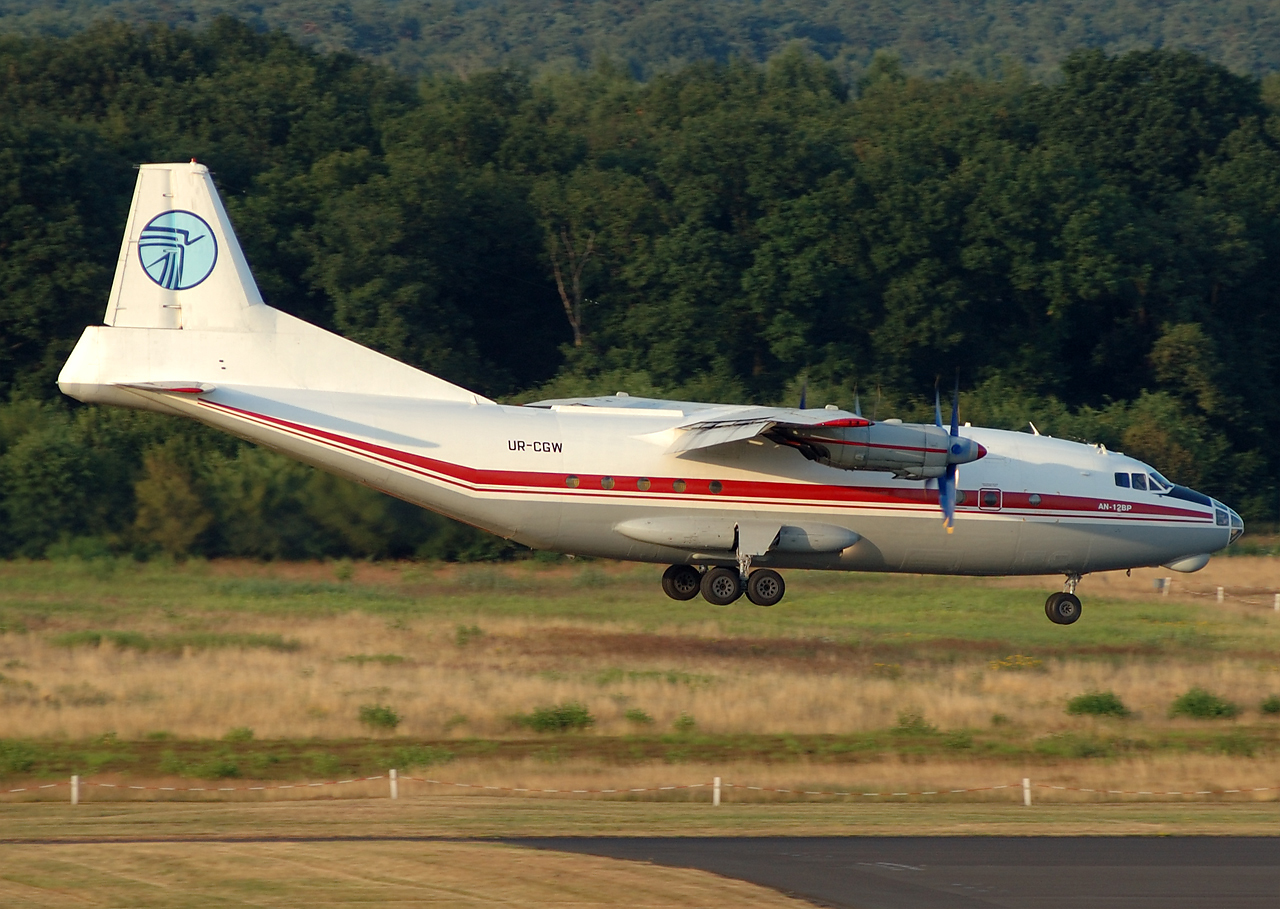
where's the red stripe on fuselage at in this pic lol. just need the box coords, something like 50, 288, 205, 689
197, 400, 1212, 524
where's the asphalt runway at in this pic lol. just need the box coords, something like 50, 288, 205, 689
506, 837, 1280, 908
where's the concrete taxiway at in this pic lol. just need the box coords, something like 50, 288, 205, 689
507, 836, 1280, 908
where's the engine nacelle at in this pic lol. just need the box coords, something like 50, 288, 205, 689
767, 419, 985, 479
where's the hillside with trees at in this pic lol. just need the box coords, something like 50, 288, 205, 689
1, 0, 1280, 81
2, 21, 1278, 559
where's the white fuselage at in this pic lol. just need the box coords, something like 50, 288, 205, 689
102, 383, 1230, 577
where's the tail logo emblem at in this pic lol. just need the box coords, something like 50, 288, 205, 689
138, 210, 218, 290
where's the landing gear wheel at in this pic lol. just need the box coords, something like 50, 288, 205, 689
1045, 592, 1082, 625
700, 567, 743, 606
661, 565, 701, 601
746, 569, 785, 607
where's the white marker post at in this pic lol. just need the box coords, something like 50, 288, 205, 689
1163, 578, 1172, 596
1217, 586, 1225, 604
1274, 593, 1279, 613
713, 776, 721, 807
389, 768, 398, 800
1022, 778, 1031, 807
70, 774, 79, 806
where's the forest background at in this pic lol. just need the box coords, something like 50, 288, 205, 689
2, 3, 1280, 561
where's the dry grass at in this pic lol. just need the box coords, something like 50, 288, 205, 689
0, 841, 811, 908
4, 611, 1280, 739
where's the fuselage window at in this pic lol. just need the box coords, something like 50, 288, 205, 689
1114, 472, 1130, 488
565, 475, 580, 488
637, 477, 651, 491
672, 479, 687, 493
709, 480, 724, 494
1130, 473, 1148, 491
601, 476, 615, 490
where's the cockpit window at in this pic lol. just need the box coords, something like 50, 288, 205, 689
1114, 472, 1131, 488
1149, 471, 1172, 490
1216, 509, 1229, 526
1131, 473, 1148, 491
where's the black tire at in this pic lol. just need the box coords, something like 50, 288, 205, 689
746, 569, 785, 607
1046, 592, 1082, 625
700, 567, 743, 606
661, 565, 701, 601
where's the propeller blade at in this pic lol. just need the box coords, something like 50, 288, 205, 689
853, 391, 862, 418
798, 377, 808, 410
940, 462, 957, 533
934, 380, 943, 428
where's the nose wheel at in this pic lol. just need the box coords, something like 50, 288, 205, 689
1045, 592, 1082, 624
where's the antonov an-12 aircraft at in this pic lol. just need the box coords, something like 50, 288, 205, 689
59, 163, 1244, 623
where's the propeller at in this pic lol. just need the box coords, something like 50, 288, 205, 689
934, 375, 971, 534
798, 377, 808, 410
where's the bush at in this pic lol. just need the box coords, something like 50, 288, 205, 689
624, 708, 654, 725
223, 727, 254, 743
518, 702, 595, 733
1169, 687, 1239, 719
1066, 691, 1130, 718
672, 712, 697, 733
455, 624, 484, 647
1260, 695, 1280, 715
893, 712, 937, 735
393, 745, 453, 768
358, 704, 401, 730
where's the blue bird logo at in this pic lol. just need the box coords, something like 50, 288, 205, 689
139, 211, 218, 290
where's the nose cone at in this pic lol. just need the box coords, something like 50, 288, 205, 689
1228, 507, 1244, 545
1210, 498, 1245, 545
947, 437, 985, 465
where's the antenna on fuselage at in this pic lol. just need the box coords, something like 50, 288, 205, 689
1029, 422, 1041, 436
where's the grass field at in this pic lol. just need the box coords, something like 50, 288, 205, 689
2, 555, 1279, 803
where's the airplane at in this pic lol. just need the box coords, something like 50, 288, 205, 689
58, 163, 1245, 624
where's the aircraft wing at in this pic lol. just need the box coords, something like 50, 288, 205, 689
524, 394, 869, 454
666, 406, 870, 454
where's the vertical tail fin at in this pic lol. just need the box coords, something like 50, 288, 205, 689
106, 162, 264, 330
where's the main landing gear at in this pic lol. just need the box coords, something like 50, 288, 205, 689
1045, 573, 1083, 625
661, 565, 786, 607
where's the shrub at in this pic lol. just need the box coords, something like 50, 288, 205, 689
518, 702, 595, 733
624, 708, 654, 725
989, 654, 1043, 671
1066, 691, 1130, 718
1260, 695, 1280, 715
393, 745, 453, 768
672, 712, 697, 733
1169, 687, 1239, 719
454, 624, 484, 647
358, 704, 401, 730
223, 727, 255, 743
893, 712, 937, 735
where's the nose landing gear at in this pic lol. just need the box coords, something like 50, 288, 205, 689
1045, 573, 1083, 624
